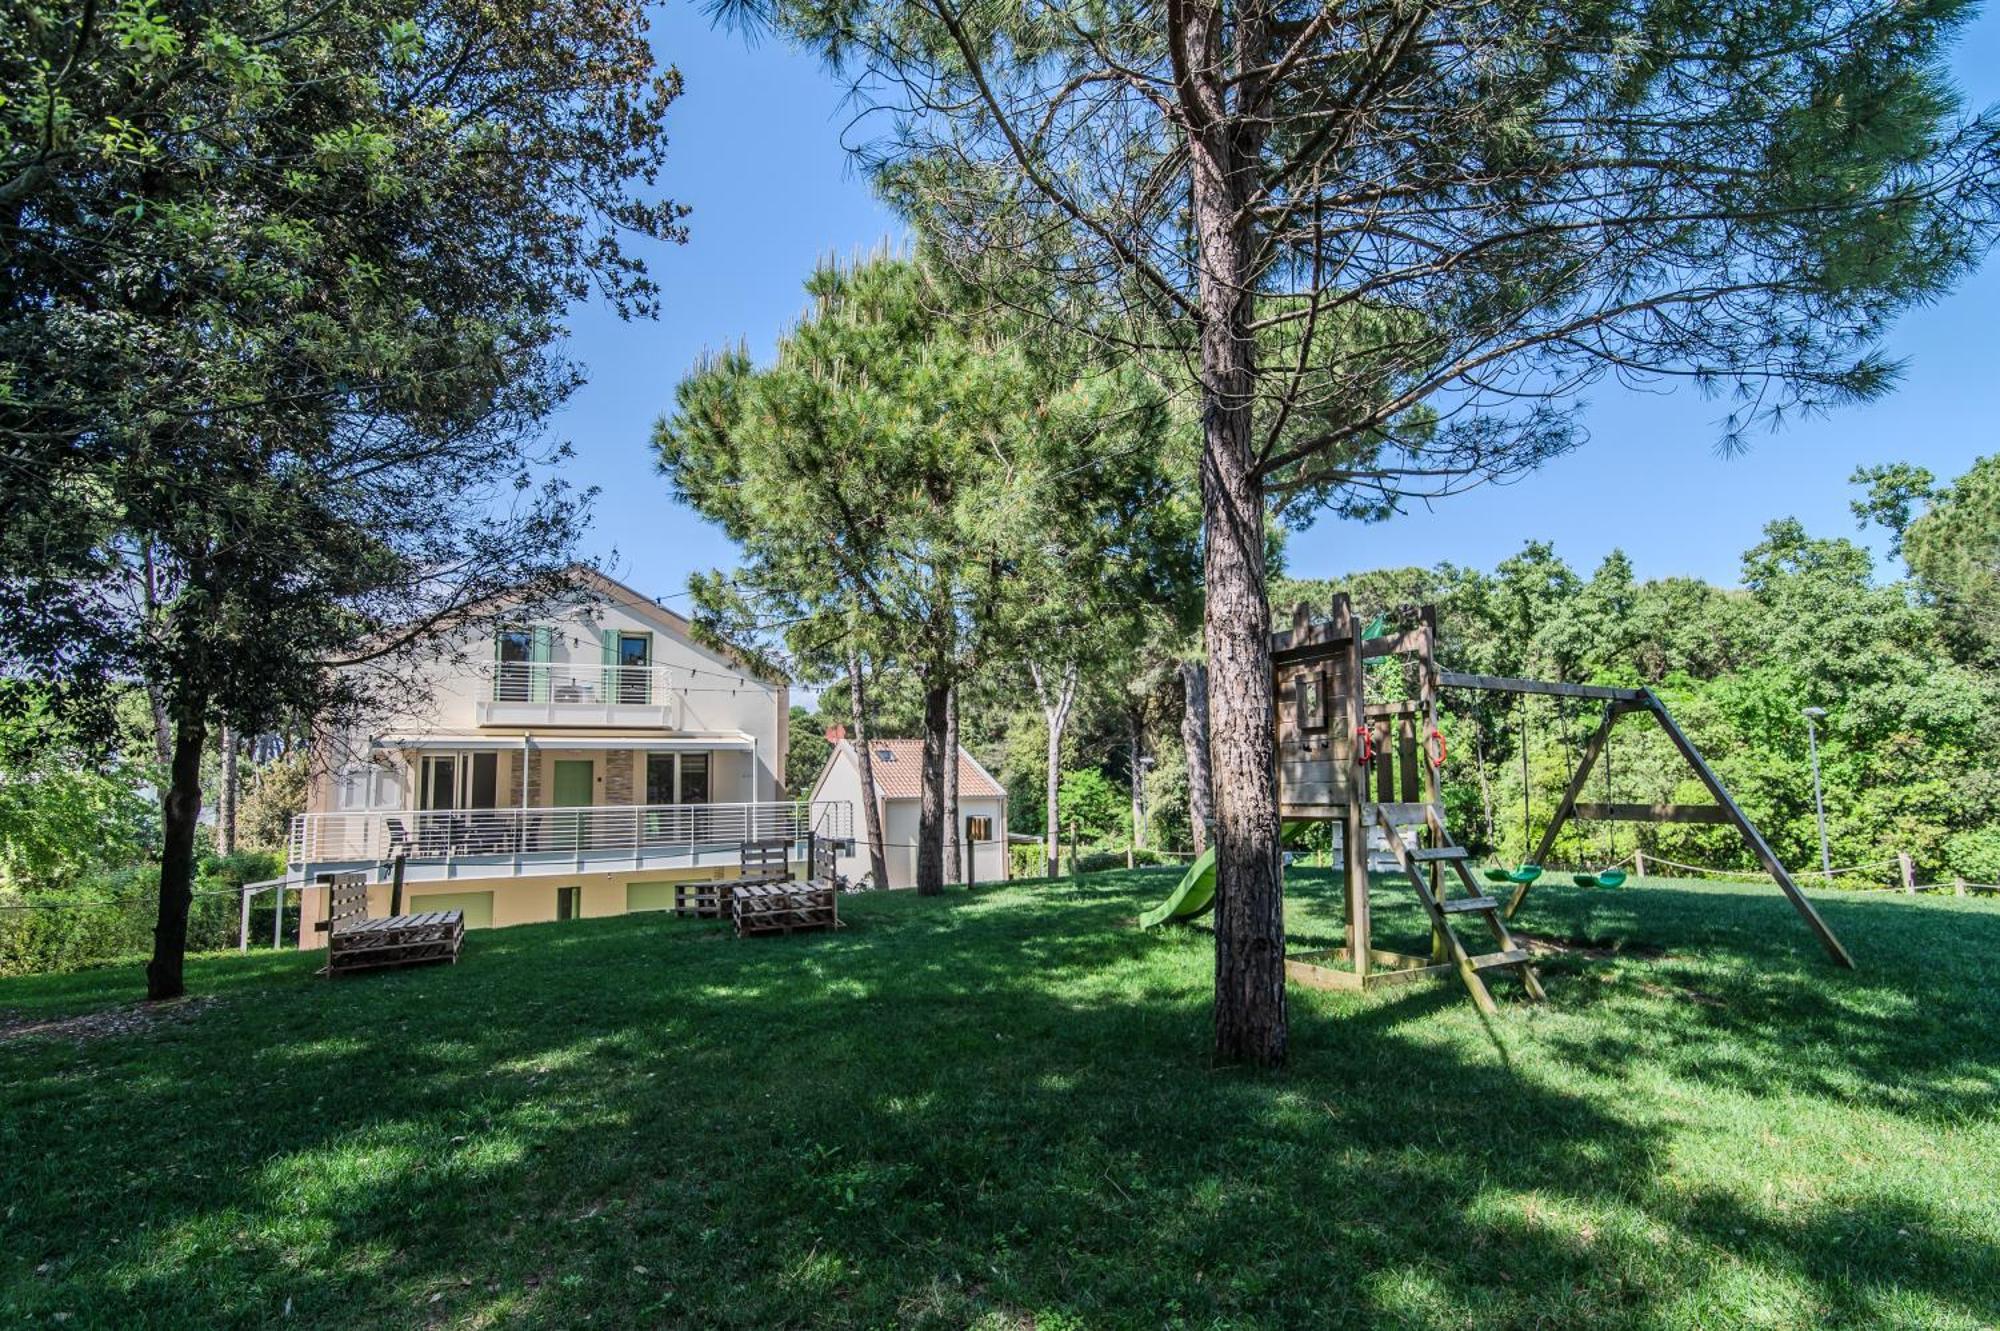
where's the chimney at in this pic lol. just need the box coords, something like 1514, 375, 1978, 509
824, 724, 846, 743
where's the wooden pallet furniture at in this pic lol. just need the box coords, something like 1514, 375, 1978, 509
315, 871, 464, 976
1272, 594, 1852, 1009
674, 837, 796, 919
731, 881, 839, 936
730, 833, 843, 938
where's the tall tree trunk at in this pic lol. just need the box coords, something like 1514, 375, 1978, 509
916, 680, 949, 895
1030, 661, 1077, 878
1128, 708, 1145, 864
218, 726, 239, 856
149, 703, 209, 1001
1183, 0, 1285, 1067
945, 686, 961, 885
1473, 720, 1496, 846
1180, 658, 1213, 856
846, 644, 889, 889
140, 544, 174, 769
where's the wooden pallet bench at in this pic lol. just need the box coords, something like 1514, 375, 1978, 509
731, 880, 839, 937
675, 837, 799, 919
673, 873, 786, 919
316, 872, 464, 976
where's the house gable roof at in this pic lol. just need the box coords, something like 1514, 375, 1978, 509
561, 566, 786, 688
811, 737, 1005, 803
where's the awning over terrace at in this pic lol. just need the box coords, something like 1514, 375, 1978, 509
370, 733, 756, 752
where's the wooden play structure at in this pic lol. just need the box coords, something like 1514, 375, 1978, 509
1271, 595, 1853, 1011
315, 869, 465, 975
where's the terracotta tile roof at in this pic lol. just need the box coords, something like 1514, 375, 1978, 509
855, 739, 1004, 801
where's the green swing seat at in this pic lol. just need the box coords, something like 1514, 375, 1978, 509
1484, 862, 1543, 886
1571, 868, 1629, 889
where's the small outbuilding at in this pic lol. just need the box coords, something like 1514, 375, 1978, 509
809, 737, 1009, 888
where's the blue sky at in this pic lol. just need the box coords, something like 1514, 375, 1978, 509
559, 1, 2000, 604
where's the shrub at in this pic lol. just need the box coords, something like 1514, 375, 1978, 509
0, 859, 283, 978
1944, 828, 2000, 884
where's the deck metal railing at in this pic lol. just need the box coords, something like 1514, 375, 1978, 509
483, 660, 686, 706
288, 799, 853, 867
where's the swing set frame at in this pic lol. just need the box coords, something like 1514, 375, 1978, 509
1437, 670, 1855, 968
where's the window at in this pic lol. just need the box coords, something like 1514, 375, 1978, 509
875, 747, 896, 763
646, 752, 676, 805
557, 886, 581, 921
616, 632, 651, 704
467, 752, 498, 810
420, 755, 457, 811
678, 753, 709, 805
496, 629, 535, 702
965, 816, 994, 843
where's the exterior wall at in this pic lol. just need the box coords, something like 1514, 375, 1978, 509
308, 575, 787, 817
815, 743, 1008, 889
294, 859, 802, 948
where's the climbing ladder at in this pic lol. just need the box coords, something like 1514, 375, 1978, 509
1374, 804, 1545, 1013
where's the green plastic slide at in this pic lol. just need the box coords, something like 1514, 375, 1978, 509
1139, 847, 1218, 928
1140, 822, 1315, 929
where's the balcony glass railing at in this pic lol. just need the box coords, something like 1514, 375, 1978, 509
288, 800, 854, 866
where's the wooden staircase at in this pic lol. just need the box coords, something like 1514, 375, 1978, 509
1375, 804, 1545, 1013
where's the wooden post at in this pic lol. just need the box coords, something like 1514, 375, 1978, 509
1634, 848, 1646, 878
1641, 694, 1854, 968
239, 883, 253, 953
1334, 595, 1370, 979
1067, 819, 1078, 877
1954, 875, 1966, 897
273, 882, 284, 950
1899, 851, 1916, 895
390, 852, 407, 916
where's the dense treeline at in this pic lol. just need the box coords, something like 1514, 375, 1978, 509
787, 460, 2000, 890
1282, 514, 2000, 885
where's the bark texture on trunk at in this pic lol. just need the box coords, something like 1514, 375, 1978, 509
149, 706, 208, 1001
847, 646, 890, 890
1030, 661, 1077, 878
1180, 658, 1213, 857
1129, 708, 1146, 854
916, 681, 949, 895
945, 687, 961, 886
1182, 0, 1285, 1067
218, 726, 238, 856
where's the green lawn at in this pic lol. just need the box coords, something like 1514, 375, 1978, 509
2, 870, 1997, 1330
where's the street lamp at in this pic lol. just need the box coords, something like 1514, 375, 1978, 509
1802, 707, 1832, 880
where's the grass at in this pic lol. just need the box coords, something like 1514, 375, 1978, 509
2, 869, 1997, 1330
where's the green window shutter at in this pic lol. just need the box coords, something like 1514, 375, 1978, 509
602, 628, 618, 668
531, 627, 552, 702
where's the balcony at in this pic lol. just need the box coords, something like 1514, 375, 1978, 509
475, 661, 689, 728
286, 799, 855, 885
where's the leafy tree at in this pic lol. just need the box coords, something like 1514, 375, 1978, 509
659, 254, 1193, 893
786, 706, 834, 798
1901, 454, 2000, 663
0, 687, 154, 892
2, 0, 682, 998
237, 751, 310, 855
1850, 462, 1940, 556
723, 0, 2000, 1064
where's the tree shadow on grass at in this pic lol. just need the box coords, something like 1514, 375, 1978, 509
0, 877, 1995, 1328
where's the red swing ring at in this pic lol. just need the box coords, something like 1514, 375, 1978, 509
1425, 727, 1447, 769
1353, 725, 1375, 764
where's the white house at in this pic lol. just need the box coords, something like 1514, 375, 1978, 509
276, 568, 853, 942
809, 737, 1009, 888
